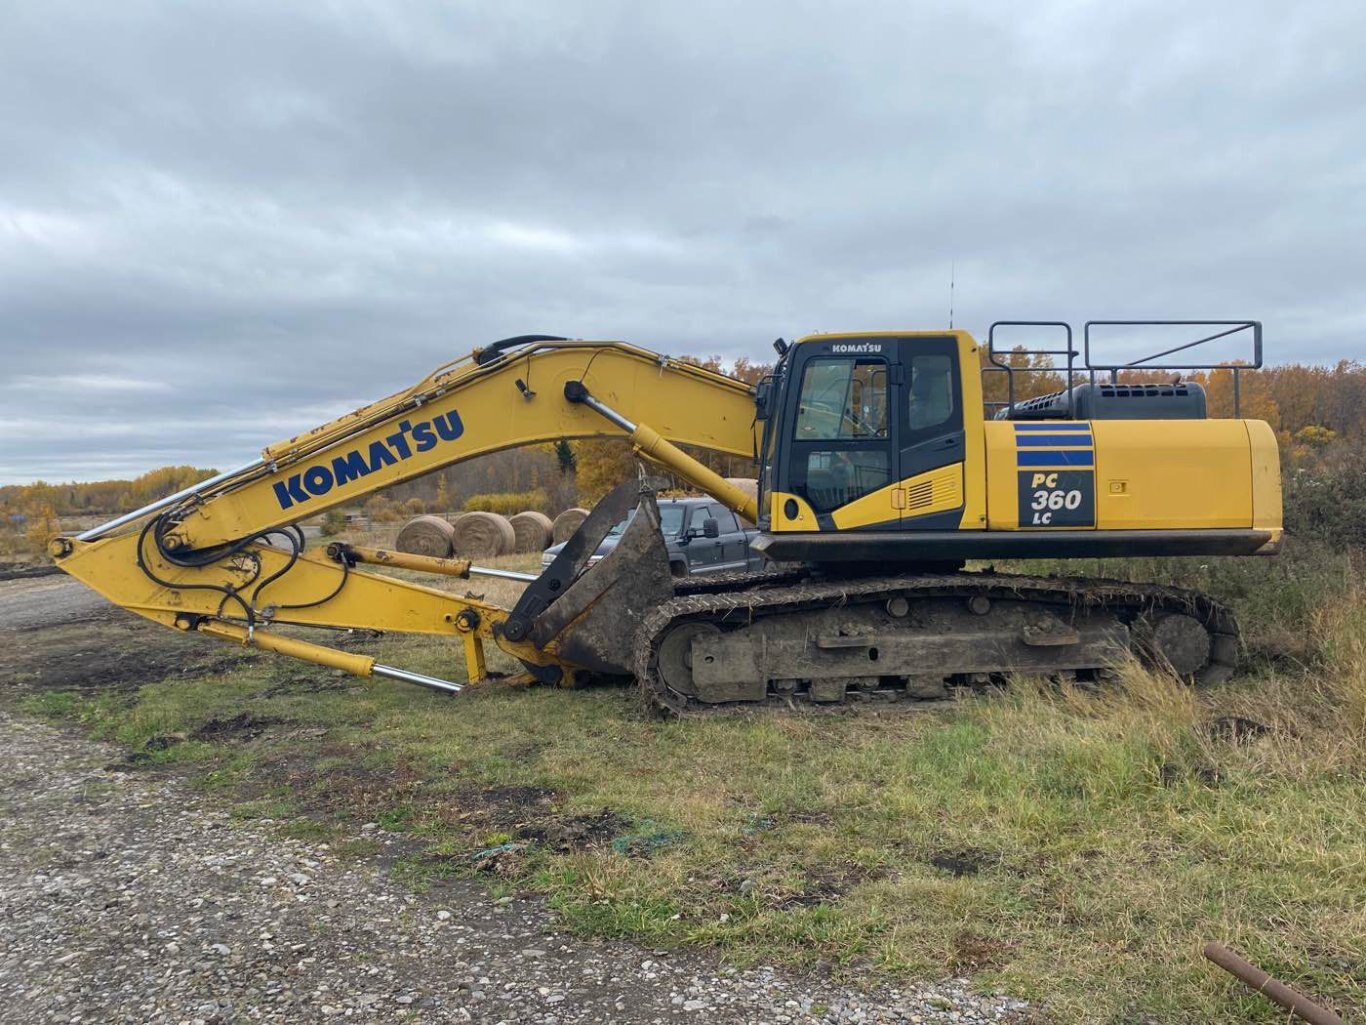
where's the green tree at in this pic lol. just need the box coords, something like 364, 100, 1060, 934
554, 439, 577, 475
319, 509, 348, 537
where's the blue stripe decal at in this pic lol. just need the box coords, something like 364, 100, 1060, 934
1012, 422, 1092, 432
1015, 434, 1093, 448
1016, 450, 1095, 467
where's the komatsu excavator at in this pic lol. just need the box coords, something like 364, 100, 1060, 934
50, 323, 1282, 711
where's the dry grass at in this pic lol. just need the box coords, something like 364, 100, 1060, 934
21, 535, 1366, 1023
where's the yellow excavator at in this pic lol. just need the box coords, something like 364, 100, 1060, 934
50, 322, 1281, 711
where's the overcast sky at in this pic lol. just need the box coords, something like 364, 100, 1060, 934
2, 0, 1363, 484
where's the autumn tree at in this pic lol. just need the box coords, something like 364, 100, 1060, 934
978, 346, 1066, 412
24, 502, 61, 552
363, 495, 401, 523
1203, 365, 1280, 426
573, 439, 637, 505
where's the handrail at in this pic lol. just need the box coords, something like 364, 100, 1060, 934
987, 322, 1077, 418
986, 319, 1262, 419
1083, 320, 1262, 417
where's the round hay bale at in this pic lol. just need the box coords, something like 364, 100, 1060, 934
451, 511, 516, 558
508, 510, 554, 553
724, 477, 759, 525
551, 507, 590, 544
395, 514, 455, 558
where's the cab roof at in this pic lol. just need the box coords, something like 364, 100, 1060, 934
793, 330, 974, 345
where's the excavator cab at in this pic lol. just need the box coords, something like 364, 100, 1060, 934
758, 333, 975, 541
751, 324, 1280, 566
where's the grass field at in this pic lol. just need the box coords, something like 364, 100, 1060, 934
19, 537, 1366, 1023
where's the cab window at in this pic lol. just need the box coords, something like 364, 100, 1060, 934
798, 450, 891, 513
789, 356, 893, 514
907, 354, 954, 432
795, 359, 888, 440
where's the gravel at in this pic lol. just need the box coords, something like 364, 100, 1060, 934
0, 578, 110, 632
0, 714, 1030, 1024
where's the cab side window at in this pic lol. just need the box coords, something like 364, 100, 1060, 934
907, 354, 954, 432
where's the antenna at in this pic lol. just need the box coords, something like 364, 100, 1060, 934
948, 260, 955, 329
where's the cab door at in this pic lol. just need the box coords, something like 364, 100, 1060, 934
782, 348, 898, 530
891, 337, 966, 528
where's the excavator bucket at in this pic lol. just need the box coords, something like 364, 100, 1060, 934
501, 478, 676, 677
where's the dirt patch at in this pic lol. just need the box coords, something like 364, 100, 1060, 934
273, 752, 429, 823
785, 863, 884, 907
771, 885, 842, 910
950, 931, 1016, 970
1157, 760, 1223, 788
438, 784, 561, 829
716, 863, 885, 911
517, 809, 629, 852
261, 744, 571, 858
255, 674, 352, 697
193, 712, 278, 742
105, 732, 191, 771
929, 847, 991, 877
0, 562, 60, 582
1207, 715, 1278, 743
0, 615, 251, 695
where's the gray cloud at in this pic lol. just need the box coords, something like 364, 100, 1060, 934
1, 0, 1363, 483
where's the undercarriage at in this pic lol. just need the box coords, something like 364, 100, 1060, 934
633, 567, 1238, 713
500, 483, 1240, 713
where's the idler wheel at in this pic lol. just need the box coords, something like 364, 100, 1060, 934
1144, 613, 1211, 676
656, 622, 721, 698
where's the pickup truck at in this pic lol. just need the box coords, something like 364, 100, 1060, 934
540, 496, 762, 578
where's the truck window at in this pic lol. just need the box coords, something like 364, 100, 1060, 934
658, 506, 686, 536
710, 506, 740, 533
607, 506, 688, 538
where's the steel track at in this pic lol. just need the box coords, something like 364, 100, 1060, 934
634, 570, 1240, 714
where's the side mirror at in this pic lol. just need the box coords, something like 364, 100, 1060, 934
754, 378, 772, 421
702, 518, 720, 538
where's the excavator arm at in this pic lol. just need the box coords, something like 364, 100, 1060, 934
50, 337, 763, 691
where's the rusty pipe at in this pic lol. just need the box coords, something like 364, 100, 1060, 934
1202, 943, 1344, 1025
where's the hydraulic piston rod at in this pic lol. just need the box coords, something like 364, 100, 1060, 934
194, 619, 464, 694
329, 543, 537, 583
563, 381, 759, 524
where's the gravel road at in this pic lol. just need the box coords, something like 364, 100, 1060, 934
0, 577, 109, 632
0, 714, 1029, 1025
